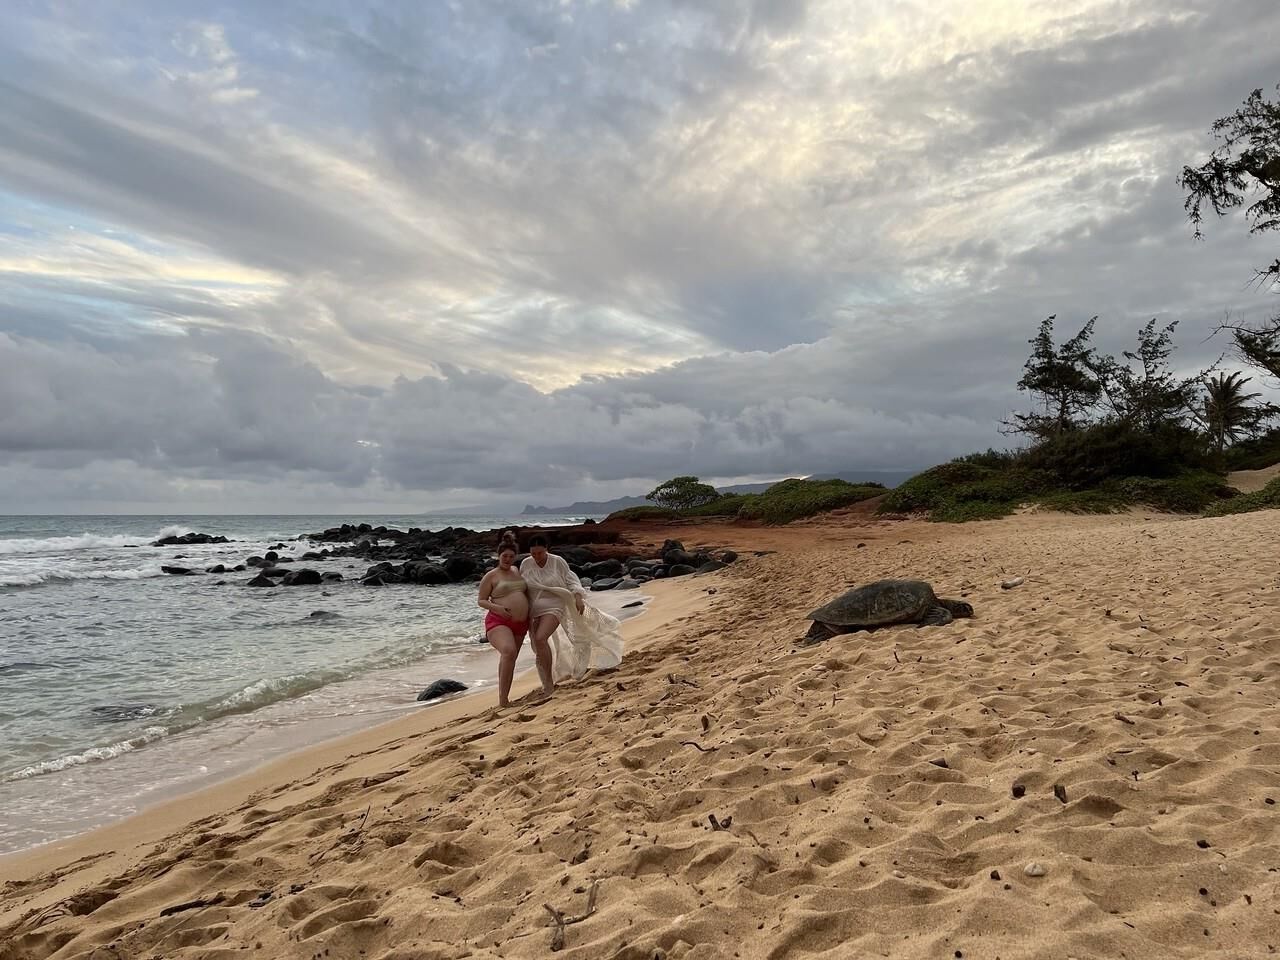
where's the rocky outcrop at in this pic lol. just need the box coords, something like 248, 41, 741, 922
160, 565, 197, 576
282, 569, 322, 586
153, 533, 231, 546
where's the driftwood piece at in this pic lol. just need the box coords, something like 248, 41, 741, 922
160, 893, 225, 917
543, 880, 600, 951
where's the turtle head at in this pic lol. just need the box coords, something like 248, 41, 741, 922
940, 599, 974, 619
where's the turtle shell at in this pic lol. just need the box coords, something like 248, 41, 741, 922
806, 579, 939, 627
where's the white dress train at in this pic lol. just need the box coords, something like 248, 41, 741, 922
534, 584, 625, 681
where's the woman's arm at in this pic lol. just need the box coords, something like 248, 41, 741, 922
558, 556, 588, 612
477, 571, 508, 613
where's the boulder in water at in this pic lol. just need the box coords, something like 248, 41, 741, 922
417, 678, 468, 702
667, 563, 695, 577
246, 573, 275, 587
443, 555, 478, 581
161, 565, 197, 576
282, 569, 322, 586
153, 533, 230, 547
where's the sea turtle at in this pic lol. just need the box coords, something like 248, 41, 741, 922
802, 579, 973, 643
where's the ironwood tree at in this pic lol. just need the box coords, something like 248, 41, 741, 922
1179, 84, 1280, 380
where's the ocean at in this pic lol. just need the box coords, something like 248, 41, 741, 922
0, 513, 639, 855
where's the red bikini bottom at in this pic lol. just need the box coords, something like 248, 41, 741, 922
485, 611, 528, 642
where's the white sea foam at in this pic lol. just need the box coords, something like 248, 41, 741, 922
0, 564, 166, 588
0, 533, 157, 555
211, 674, 326, 713
7, 727, 170, 781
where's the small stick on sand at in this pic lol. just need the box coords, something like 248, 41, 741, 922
159, 893, 225, 917
680, 741, 717, 753
543, 880, 600, 951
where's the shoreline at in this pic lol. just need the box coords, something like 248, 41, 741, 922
0, 573, 709, 900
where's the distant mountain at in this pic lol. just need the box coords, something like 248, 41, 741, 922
521, 496, 648, 516
519, 475, 913, 516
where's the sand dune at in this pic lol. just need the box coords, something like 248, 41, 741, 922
1228, 463, 1280, 493
3, 510, 1279, 959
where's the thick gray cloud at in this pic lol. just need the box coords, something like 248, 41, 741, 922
1, 0, 1278, 511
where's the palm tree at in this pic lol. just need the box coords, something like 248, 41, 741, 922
1202, 371, 1264, 456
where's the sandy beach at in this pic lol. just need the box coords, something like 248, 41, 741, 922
3, 508, 1279, 959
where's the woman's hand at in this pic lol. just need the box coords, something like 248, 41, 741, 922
574, 595, 585, 615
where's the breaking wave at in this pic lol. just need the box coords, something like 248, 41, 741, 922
7, 727, 171, 780
0, 564, 167, 589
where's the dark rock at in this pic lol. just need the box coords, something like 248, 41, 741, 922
622, 600, 643, 608
309, 610, 339, 619
1012, 784, 1026, 799
444, 555, 478, 581
300, 552, 325, 561
617, 579, 641, 589
404, 561, 451, 585
696, 560, 727, 574
584, 559, 624, 579
246, 573, 275, 587
720, 550, 738, 563
417, 678, 468, 702
660, 539, 685, 555
320, 572, 344, 582
663, 548, 699, 567
668, 564, 696, 577
361, 575, 385, 587
233, 564, 246, 572
559, 546, 597, 566
591, 578, 622, 591
160, 565, 197, 576
929, 757, 949, 769
365, 562, 396, 579
264, 551, 279, 565
260, 567, 290, 579
268, 543, 286, 551
152, 533, 231, 547
282, 569, 322, 586
245, 555, 265, 567
205, 564, 226, 574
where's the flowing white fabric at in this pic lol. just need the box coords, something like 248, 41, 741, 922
520, 555, 624, 681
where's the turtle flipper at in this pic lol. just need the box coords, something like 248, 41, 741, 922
918, 606, 954, 627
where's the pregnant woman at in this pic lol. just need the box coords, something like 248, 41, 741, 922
477, 533, 528, 707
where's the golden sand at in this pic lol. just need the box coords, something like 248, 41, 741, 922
3, 509, 1279, 959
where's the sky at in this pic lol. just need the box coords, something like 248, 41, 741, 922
2, 0, 1278, 514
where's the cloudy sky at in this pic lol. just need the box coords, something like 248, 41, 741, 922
2, 0, 1278, 513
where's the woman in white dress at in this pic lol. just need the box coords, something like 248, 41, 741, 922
519, 534, 624, 696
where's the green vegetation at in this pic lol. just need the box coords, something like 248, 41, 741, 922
1225, 427, 1280, 471
645, 476, 719, 511
736, 478, 884, 524
1204, 476, 1280, 516
881, 457, 1236, 523
604, 505, 681, 521
607, 477, 884, 524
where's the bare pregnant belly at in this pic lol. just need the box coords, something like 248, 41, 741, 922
499, 592, 529, 622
